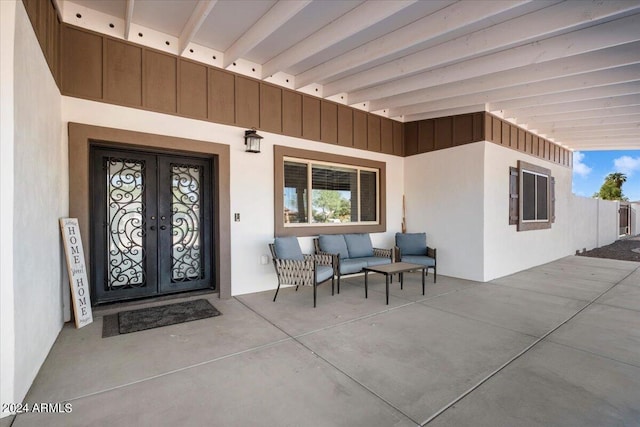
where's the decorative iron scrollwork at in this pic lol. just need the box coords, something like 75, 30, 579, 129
170, 164, 203, 282
105, 158, 147, 289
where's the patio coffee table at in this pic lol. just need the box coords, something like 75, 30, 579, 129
363, 262, 426, 305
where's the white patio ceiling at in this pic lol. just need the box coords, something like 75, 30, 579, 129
58, 0, 640, 151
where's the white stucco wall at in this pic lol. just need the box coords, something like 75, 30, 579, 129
570, 195, 600, 253
631, 203, 640, 236
483, 142, 573, 281
5, 1, 66, 409
61, 97, 405, 297
404, 142, 485, 281
1, 0, 17, 416
569, 196, 621, 252
598, 199, 620, 245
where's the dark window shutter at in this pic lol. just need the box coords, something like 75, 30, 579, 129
509, 167, 518, 225
551, 176, 556, 223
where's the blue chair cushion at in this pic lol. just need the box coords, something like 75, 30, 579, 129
359, 256, 391, 267
396, 232, 427, 256
401, 255, 436, 267
339, 259, 367, 274
319, 235, 349, 259
315, 265, 334, 283
344, 234, 374, 258
273, 236, 304, 261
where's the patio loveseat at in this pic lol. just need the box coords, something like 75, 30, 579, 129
314, 233, 393, 293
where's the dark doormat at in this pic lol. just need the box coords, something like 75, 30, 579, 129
102, 299, 221, 338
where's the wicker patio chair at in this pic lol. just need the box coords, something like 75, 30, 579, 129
269, 236, 336, 307
395, 232, 437, 283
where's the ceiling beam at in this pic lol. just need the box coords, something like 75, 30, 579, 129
518, 106, 640, 122
529, 114, 640, 131
178, 0, 218, 55
504, 94, 640, 118
369, 43, 640, 110
124, 0, 135, 40
294, 0, 522, 89
260, 0, 418, 79
489, 82, 640, 112
390, 66, 640, 117
223, 0, 312, 69
338, 12, 640, 102
558, 134, 640, 142
570, 142, 640, 150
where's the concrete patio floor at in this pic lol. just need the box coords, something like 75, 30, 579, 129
4, 256, 639, 426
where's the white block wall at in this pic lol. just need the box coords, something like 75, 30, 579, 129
3, 1, 67, 412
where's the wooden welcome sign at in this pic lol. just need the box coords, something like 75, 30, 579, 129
60, 218, 93, 328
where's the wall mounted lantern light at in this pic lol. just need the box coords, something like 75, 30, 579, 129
244, 128, 263, 153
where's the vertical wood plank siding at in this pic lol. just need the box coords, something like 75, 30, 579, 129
25, 7, 572, 166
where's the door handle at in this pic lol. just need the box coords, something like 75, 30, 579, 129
160, 225, 167, 230
149, 225, 156, 231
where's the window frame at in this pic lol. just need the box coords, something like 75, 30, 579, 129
274, 145, 386, 237
516, 160, 553, 231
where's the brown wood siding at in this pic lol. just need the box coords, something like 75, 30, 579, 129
418, 120, 434, 152
49, 23, 414, 157
367, 115, 381, 152
435, 117, 453, 150
493, 117, 502, 144
208, 68, 235, 124
36, 0, 48, 51
235, 76, 259, 128
353, 110, 368, 150
302, 96, 320, 141
401, 111, 571, 168
179, 60, 208, 119
337, 105, 353, 147
61, 26, 103, 99
392, 121, 404, 156
381, 118, 393, 154
404, 121, 418, 156
282, 90, 302, 137
104, 39, 142, 106
320, 101, 338, 144
260, 83, 282, 133
143, 50, 177, 113
453, 114, 472, 146
473, 112, 483, 141
510, 125, 518, 149
23, 0, 38, 25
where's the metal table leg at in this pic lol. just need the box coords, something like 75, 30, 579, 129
386, 274, 390, 305
365, 270, 368, 298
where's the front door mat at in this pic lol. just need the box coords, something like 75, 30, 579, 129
102, 299, 221, 337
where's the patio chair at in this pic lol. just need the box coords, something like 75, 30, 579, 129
395, 232, 437, 283
269, 236, 336, 307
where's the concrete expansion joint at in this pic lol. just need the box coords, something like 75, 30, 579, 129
421, 265, 639, 425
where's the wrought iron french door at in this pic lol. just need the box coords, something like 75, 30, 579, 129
91, 148, 214, 303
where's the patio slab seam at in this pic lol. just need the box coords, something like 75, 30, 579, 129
235, 296, 424, 426
592, 300, 640, 314
539, 338, 640, 370
483, 280, 599, 302
416, 301, 573, 340
46, 336, 294, 404
421, 266, 636, 425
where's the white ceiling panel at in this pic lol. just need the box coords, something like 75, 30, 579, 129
133, 0, 199, 36
194, 0, 277, 52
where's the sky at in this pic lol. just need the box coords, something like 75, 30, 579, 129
572, 150, 640, 202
